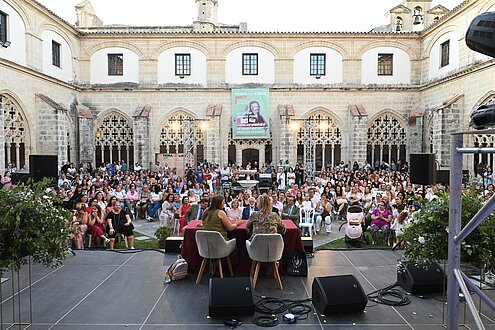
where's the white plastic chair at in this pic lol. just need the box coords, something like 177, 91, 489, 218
246, 234, 284, 289
299, 207, 316, 237
195, 230, 237, 284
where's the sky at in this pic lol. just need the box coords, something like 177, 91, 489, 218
35, 0, 464, 32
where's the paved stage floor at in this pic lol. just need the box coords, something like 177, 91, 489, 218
1, 249, 494, 329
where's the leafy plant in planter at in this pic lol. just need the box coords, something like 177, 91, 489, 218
0, 179, 73, 273
402, 187, 495, 272
155, 226, 172, 249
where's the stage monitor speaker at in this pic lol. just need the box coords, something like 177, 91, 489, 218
312, 275, 367, 315
397, 261, 445, 294
29, 155, 58, 182
410, 153, 436, 185
209, 277, 254, 317
302, 236, 313, 253
164, 237, 183, 253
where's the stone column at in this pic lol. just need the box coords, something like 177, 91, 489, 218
0, 99, 4, 174
36, 94, 69, 164
77, 105, 94, 166
206, 115, 221, 164
133, 116, 150, 169
349, 106, 368, 165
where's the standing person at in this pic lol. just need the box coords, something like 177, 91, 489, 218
105, 202, 135, 249
276, 167, 286, 191
246, 194, 286, 240
295, 164, 304, 186
203, 195, 243, 239
220, 164, 231, 187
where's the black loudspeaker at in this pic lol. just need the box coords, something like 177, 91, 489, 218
312, 275, 367, 315
29, 155, 58, 182
410, 153, 436, 185
302, 236, 313, 253
209, 277, 254, 317
164, 237, 183, 253
466, 12, 495, 58
397, 261, 445, 294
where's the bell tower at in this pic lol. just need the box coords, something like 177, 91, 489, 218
196, 0, 218, 25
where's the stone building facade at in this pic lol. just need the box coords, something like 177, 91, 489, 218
1, 0, 495, 174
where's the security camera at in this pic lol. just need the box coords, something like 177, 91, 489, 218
470, 104, 495, 130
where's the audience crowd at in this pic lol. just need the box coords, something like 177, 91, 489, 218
3, 158, 489, 250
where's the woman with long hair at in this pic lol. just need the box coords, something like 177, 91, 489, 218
203, 195, 243, 239
246, 194, 286, 241
178, 196, 192, 233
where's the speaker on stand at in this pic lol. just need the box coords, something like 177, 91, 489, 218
29, 155, 58, 182
409, 153, 436, 185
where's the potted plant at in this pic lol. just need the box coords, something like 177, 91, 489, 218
402, 186, 495, 274
155, 226, 172, 249
0, 179, 74, 274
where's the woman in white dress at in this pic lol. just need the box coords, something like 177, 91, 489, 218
276, 168, 286, 191
286, 167, 296, 187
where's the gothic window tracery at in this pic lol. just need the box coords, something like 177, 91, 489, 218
367, 113, 406, 165
159, 113, 205, 163
94, 112, 134, 165
296, 113, 342, 170
2, 95, 28, 169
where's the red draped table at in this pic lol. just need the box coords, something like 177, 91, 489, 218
180, 220, 305, 274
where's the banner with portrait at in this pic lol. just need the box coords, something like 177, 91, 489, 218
231, 88, 270, 139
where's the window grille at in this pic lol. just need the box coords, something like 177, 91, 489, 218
310, 54, 326, 77
52, 40, 61, 68
440, 40, 450, 68
242, 53, 258, 75
108, 54, 124, 76
175, 54, 191, 77
378, 54, 393, 76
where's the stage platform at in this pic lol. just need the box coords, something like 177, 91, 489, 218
1, 249, 494, 329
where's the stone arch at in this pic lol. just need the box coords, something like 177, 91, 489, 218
423, 25, 461, 56
94, 109, 134, 165
221, 40, 281, 58
1, 91, 32, 169
37, 23, 79, 54
3, 0, 33, 33
299, 107, 345, 127
84, 41, 145, 59
472, 90, 495, 109
288, 41, 349, 59
366, 110, 408, 165
356, 41, 418, 60
151, 41, 212, 59
155, 109, 205, 163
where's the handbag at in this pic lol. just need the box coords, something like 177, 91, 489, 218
164, 255, 188, 283
282, 250, 308, 277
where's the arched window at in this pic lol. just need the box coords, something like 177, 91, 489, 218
2, 95, 29, 169
94, 112, 134, 166
367, 114, 406, 166
296, 113, 341, 170
159, 113, 206, 164
396, 16, 403, 32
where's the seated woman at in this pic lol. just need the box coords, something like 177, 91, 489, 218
159, 193, 177, 228
370, 201, 392, 245
178, 196, 191, 234
246, 194, 286, 241
105, 202, 135, 249
72, 202, 88, 249
86, 204, 110, 246
203, 195, 243, 239
226, 198, 242, 221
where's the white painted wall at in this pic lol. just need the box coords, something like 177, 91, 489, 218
41, 30, 73, 82
158, 47, 207, 86
428, 31, 460, 80
225, 47, 275, 84
293, 47, 343, 84
90, 47, 139, 84
361, 47, 411, 84
0, 1, 26, 66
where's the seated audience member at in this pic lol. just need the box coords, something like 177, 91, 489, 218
136, 184, 151, 219
178, 196, 192, 234
391, 210, 409, 249
271, 194, 282, 215
282, 196, 300, 225
185, 198, 209, 222
246, 194, 286, 240
147, 186, 163, 222
242, 197, 259, 219
370, 201, 392, 245
86, 205, 110, 246
159, 193, 176, 228
203, 195, 243, 239
105, 202, 135, 249
124, 184, 140, 214
72, 202, 88, 249
226, 198, 242, 221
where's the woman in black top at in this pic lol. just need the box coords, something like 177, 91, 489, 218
106, 203, 135, 249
